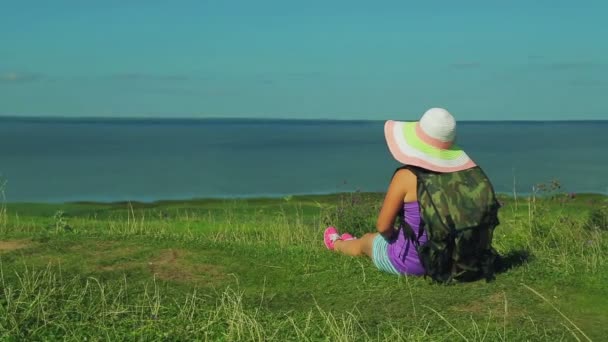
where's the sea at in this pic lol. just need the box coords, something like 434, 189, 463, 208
1, 117, 607, 203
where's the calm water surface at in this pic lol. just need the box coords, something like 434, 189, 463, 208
1, 118, 606, 202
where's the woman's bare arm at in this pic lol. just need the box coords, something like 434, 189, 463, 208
376, 169, 412, 239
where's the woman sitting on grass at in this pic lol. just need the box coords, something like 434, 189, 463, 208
324, 107, 493, 278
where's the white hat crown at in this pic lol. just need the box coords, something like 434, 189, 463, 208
419, 108, 456, 143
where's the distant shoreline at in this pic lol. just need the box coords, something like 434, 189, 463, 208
5, 191, 607, 206
1, 115, 607, 125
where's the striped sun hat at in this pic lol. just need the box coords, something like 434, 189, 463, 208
384, 107, 476, 173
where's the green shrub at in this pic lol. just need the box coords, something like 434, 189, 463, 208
52, 210, 73, 232
586, 206, 608, 231
320, 192, 383, 237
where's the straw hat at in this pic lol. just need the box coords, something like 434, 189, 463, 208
384, 108, 476, 173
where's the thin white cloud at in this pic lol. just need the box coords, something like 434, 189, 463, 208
448, 62, 481, 70
0, 72, 44, 83
110, 73, 191, 81
545, 62, 600, 71
568, 79, 607, 87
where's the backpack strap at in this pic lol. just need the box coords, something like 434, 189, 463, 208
391, 166, 426, 246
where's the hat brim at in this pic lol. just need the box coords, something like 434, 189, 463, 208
384, 120, 476, 173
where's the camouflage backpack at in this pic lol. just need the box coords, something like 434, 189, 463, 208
396, 165, 501, 284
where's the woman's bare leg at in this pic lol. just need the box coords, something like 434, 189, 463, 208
334, 233, 377, 257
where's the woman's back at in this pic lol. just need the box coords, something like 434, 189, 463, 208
376, 168, 427, 275
387, 201, 428, 275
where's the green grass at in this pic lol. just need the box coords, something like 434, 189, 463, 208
0, 191, 607, 341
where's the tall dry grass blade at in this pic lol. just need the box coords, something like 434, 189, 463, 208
512, 168, 519, 211
561, 323, 582, 342
521, 283, 592, 342
481, 310, 492, 342
0, 178, 8, 230
503, 291, 508, 342
423, 305, 469, 342
404, 273, 417, 319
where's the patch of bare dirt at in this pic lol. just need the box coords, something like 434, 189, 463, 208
98, 262, 140, 272
0, 240, 33, 253
147, 249, 225, 284
67, 242, 143, 272
76, 242, 142, 267
69, 242, 139, 259
96, 246, 140, 260
451, 292, 523, 318
80, 244, 225, 285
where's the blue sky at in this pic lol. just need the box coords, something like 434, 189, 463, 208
1, 0, 607, 120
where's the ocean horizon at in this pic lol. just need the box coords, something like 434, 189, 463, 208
2, 116, 607, 124
1, 117, 607, 203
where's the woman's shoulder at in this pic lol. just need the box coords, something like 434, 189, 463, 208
391, 167, 418, 201
393, 167, 417, 181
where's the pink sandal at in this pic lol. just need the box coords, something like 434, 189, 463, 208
341, 233, 356, 241
324, 227, 341, 250
324, 227, 356, 250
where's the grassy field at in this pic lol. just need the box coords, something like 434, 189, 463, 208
1, 189, 607, 341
